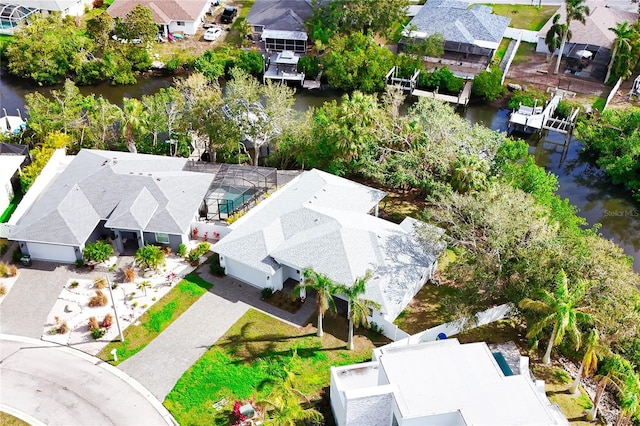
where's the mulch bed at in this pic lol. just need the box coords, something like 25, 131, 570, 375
261, 290, 305, 314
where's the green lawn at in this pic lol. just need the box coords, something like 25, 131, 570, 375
479, 4, 559, 31
226, 0, 256, 47
97, 272, 212, 365
0, 199, 19, 223
530, 364, 598, 425
164, 309, 376, 426
493, 38, 511, 64
513, 42, 539, 65
0, 412, 28, 426
393, 281, 459, 334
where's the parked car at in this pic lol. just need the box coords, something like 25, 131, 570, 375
203, 26, 223, 41
220, 6, 237, 24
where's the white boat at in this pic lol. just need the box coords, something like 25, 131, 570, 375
0, 109, 26, 135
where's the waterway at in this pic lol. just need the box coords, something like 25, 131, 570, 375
1, 73, 638, 271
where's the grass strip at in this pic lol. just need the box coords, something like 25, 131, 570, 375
480, 4, 559, 31
165, 308, 375, 426
97, 272, 212, 365
226, 0, 256, 47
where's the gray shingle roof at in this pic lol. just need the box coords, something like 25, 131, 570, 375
408, 0, 511, 44
11, 149, 213, 245
107, 0, 208, 23
246, 0, 313, 32
214, 169, 444, 316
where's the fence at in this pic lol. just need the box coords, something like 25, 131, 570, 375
384, 303, 515, 346
603, 77, 623, 110
503, 28, 539, 44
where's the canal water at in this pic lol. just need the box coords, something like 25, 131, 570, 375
1, 73, 638, 271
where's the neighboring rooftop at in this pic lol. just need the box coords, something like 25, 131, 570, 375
0, 142, 28, 156
246, 0, 313, 33
0, 155, 25, 185
333, 339, 569, 425
407, 0, 511, 44
107, 0, 208, 23
10, 149, 213, 245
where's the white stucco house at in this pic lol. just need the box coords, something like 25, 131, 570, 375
8, 149, 213, 263
331, 339, 569, 426
107, 0, 209, 36
213, 169, 444, 326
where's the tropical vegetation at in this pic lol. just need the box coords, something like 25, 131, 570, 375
83, 240, 114, 264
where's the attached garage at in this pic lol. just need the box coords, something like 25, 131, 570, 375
221, 257, 270, 288
25, 242, 77, 263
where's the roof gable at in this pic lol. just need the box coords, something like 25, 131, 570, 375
247, 0, 313, 31
107, 0, 208, 23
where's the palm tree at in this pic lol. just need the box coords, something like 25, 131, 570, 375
260, 366, 323, 426
136, 280, 152, 297
615, 374, 640, 426
343, 271, 381, 350
587, 354, 630, 421
569, 328, 609, 394
605, 22, 636, 84
518, 269, 592, 365
545, 14, 567, 62
135, 244, 165, 271
552, 0, 590, 75
293, 270, 341, 337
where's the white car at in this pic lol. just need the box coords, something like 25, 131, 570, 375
203, 27, 223, 41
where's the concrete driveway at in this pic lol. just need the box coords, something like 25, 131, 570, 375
0, 335, 175, 425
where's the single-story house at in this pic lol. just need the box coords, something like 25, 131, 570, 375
9, 149, 213, 263
213, 169, 444, 324
331, 339, 569, 426
246, 0, 314, 53
107, 0, 209, 36
536, 4, 637, 79
401, 0, 511, 62
0, 155, 25, 216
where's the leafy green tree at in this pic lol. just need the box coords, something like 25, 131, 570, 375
6, 14, 92, 85
552, 0, 590, 74
402, 33, 445, 58
343, 272, 380, 350
20, 132, 71, 192
85, 95, 122, 150
135, 245, 165, 271
519, 270, 592, 364
193, 50, 226, 81
450, 155, 490, 194
322, 32, 394, 92
86, 11, 115, 50
293, 270, 341, 337
308, 0, 409, 42
121, 98, 147, 153
84, 240, 115, 263
471, 66, 504, 101
114, 4, 158, 43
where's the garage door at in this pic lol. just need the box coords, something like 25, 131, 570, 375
224, 258, 266, 287
26, 243, 76, 263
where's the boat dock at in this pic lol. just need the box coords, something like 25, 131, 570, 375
508, 93, 579, 143
385, 66, 471, 108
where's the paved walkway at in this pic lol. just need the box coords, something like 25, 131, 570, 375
0, 335, 175, 425
118, 269, 316, 401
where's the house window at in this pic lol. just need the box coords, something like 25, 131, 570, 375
156, 233, 170, 244
177, 21, 185, 26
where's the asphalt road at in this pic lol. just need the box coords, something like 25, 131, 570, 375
0, 335, 176, 426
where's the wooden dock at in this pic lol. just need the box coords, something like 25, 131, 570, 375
508, 93, 579, 143
410, 81, 472, 108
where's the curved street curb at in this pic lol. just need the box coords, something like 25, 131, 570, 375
0, 334, 178, 426
0, 403, 47, 426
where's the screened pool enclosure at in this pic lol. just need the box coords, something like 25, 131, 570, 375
0, 3, 37, 34
184, 162, 277, 221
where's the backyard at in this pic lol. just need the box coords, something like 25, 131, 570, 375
481, 4, 559, 31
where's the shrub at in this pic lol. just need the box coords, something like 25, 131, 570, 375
196, 242, 210, 256
0, 239, 8, 256
89, 290, 108, 307
102, 313, 113, 328
187, 250, 201, 266
507, 88, 547, 110
297, 55, 321, 79
418, 67, 463, 93
209, 253, 225, 276
91, 327, 105, 339
94, 276, 107, 289
135, 244, 165, 271
0, 262, 7, 277
57, 321, 69, 334
123, 267, 135, 283
12, 248, 22, 263
7, 265, 17, 277
75, 259, 85, 268
555, 99, 580, 119
83, 240, 114, 263
0, 284, 6, 296
226, 210, 246, 224
88, 316, 99, 329
472, 66, 504, 101
69, 280, 79, 289
261, 287, 274, 299
176, 243, 187, 257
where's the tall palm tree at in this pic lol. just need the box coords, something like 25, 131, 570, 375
605, 22, 637, 84
518, 269, 592, 365
545, 14, 568, 62
293, 270, 340, 337
552, 0, 590, 75
587, 354, 630, 421
569, 328, 609, 394
343, 271, 381, 350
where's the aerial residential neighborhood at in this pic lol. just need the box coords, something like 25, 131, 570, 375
0, 0, 639, 425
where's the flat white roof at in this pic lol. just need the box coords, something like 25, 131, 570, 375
0, 155, 24, 186
378, 341, 562, 425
